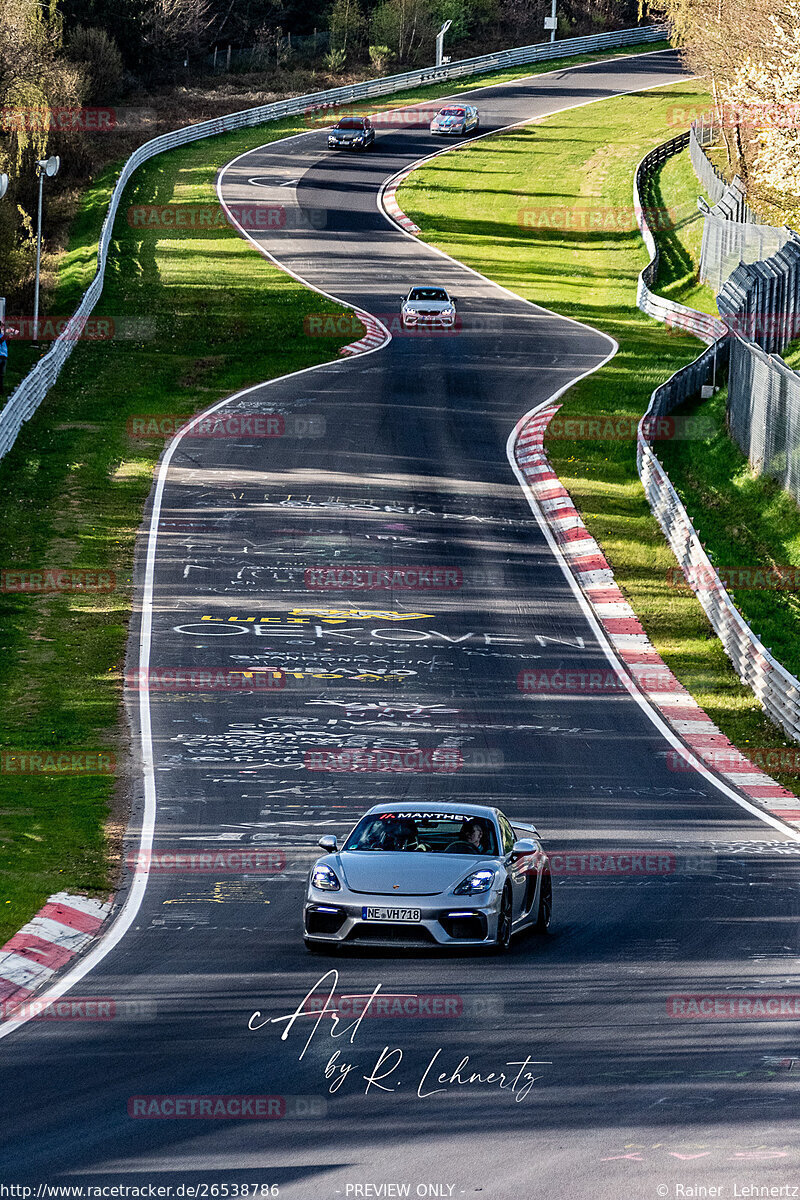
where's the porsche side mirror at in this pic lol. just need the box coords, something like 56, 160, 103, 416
318, 834, 338, 852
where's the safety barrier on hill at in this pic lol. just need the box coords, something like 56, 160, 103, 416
691, 121, 794, 295
634, 132, 728, 344
634, 133, 800, 743
0, 23, 667, 465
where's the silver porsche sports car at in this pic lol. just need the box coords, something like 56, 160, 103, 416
304, 802, 551, 951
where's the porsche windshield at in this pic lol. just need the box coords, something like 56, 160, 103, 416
343, 812, 498, 855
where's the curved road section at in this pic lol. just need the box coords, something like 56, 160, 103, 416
3, 50, 800, 1200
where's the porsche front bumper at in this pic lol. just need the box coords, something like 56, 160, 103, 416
304, 887, 501, 947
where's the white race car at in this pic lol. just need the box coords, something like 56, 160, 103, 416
400, 285, 456, 328
430, 105, 479, 135
304, 802, 552, 951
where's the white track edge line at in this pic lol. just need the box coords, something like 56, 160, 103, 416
0, 49, 713, 1041
374, 76, 800, 841
0, 128, 403, 1043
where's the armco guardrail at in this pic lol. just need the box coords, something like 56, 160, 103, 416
634, 132, 728, 344
0, 23, 667, 464
633, 133, 800, 742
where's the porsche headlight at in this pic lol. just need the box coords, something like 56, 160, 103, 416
453, 868, 495, 895
311, 863, 341, 891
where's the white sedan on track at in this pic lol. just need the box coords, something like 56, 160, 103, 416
430, 105, 480, 135
400, 285, 457, 328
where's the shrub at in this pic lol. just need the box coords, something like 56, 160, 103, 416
66, 26, 125, 103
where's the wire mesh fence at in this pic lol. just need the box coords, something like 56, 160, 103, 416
634, 133, 800, 744
725, 317, 800, 505
692, 120, 794, 294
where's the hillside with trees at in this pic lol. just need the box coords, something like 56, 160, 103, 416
0, 0, 641, 314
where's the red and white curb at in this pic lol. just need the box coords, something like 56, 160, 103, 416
382, 172, 421, 236
339, 310, 390, 357
0, 892, 112, 1017
515, 403, 800, 829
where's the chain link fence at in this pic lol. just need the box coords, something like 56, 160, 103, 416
634, 133, 800, 743
697, 124, 800, 506
692, 120, 794, 294
725, 334, 800, 505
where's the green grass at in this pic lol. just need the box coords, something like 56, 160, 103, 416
399, 79, 800, 793
0, 114, 368, 944
0, 37, 674, 944
2, 38, 670, 397
659, 389, 800, 677
644, 148, 717, 315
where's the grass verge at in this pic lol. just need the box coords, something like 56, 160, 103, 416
0, 38, 671, 945
0, 114, 365, 945
642, 147, 717, 315
3, 38, 669, 394
398, 78, 800, 794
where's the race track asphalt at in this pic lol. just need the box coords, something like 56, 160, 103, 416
3, 49, 800, 1200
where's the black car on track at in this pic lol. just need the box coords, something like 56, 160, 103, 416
328, 116, 375, 151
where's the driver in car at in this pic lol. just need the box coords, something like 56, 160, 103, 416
463, 820, 487, 852
446, 819, 488, 853
392, 817, 430, 852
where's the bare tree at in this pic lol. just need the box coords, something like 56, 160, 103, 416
141, 0, 216, 68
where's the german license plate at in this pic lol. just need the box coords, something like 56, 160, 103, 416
362, 906, 421, 922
